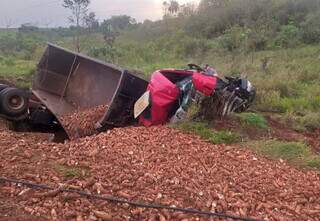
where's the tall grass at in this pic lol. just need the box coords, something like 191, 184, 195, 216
0, 57, 35, 80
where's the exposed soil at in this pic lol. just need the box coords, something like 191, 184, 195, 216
260, 116, 320, 153
213, 115, 320, 153
1, 119, 320, 221
305, 129, 320, 153
213, 117, 270, 140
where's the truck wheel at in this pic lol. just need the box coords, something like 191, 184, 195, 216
0, 87, 28, 117
0, 84, 9, 92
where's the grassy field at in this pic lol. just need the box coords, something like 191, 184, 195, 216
0, 57, 35, 87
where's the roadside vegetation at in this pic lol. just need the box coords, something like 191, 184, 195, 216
173, 121, 241, 144
1, 0, 320, 169
236, 113, 268, 130
175, 116, 320, 171
245, 140, 320, 170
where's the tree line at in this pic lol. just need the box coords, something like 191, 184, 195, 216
1, 0, 320, 61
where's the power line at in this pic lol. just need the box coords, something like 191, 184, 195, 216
0, 177, 265, 221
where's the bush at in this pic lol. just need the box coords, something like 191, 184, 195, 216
300, 112, 320, 131
301, 11, 320, 44
175, 37, 213, 58
0, 32, 17, 54
88, 45, 121, 63
272, 81, 301, 98
275, 24, 300, 48
219, 26, 248, 52
237, 113, 268, 129
297, 70, 320, 83
255, 90, 284, 112
247, 30, 268, 51
3, 58, 15, 66
279, 97, 312, 113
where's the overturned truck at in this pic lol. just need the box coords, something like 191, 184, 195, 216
0, 44, 255, 140
0, 44, 148, 139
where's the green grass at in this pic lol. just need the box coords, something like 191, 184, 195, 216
306, 158, 320, 169
299, 112, 320, 131
174, 121, 241, 144
236, 113, 268, 129
247, 140, 320, 170
279, 112, 320, 132
53, 164, 90, 179
204, 45, 320, 115
259, 141, 310, 161
0, 57, 35, 87
209, 130, 241, 144
0, 58, 35, 76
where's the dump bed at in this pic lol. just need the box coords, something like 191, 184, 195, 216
32, 44, 148, 139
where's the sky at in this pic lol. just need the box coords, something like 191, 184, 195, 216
0, 0, 199, 28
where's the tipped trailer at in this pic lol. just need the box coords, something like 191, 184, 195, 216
0, 44, 148, 139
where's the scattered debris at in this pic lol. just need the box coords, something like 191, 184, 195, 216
0, 120, 320, 220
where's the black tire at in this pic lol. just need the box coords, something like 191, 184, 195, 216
0, 87, 29, 117
0, 84, 9, 92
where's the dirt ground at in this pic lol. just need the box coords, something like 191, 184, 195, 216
214, 115, 320, 153
1, 119, 320, 221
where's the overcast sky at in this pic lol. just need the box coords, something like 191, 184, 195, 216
0, 0, 199, 28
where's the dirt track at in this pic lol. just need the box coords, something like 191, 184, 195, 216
1, 121, 320, 221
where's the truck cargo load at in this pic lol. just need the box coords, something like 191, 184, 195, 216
32, 44, 148, 139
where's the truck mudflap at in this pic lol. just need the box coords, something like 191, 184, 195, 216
32, 44, 148, 139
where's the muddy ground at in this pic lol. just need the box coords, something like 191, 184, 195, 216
0, 119, 320, 221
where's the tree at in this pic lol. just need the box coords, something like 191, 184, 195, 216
101, 15, 136, 31
84, 12, 99, 32
199, 0, 229, 10
274, 24, 300, 48
178, 3, 196, 17
62, 0, 90, 52
101, 22, 117, 47
3, 17, 14, 30
163, 1, 169, 17
0, 32, 17, 54
168, 0, 180, 16
301, 11, 320, 44
18, 23, 39, 33
91, 22, 118, 63
163, 1, 180, 17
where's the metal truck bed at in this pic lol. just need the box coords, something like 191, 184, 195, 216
32, 44, 148, 139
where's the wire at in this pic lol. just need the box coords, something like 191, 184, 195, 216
0, 177, 265, 221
